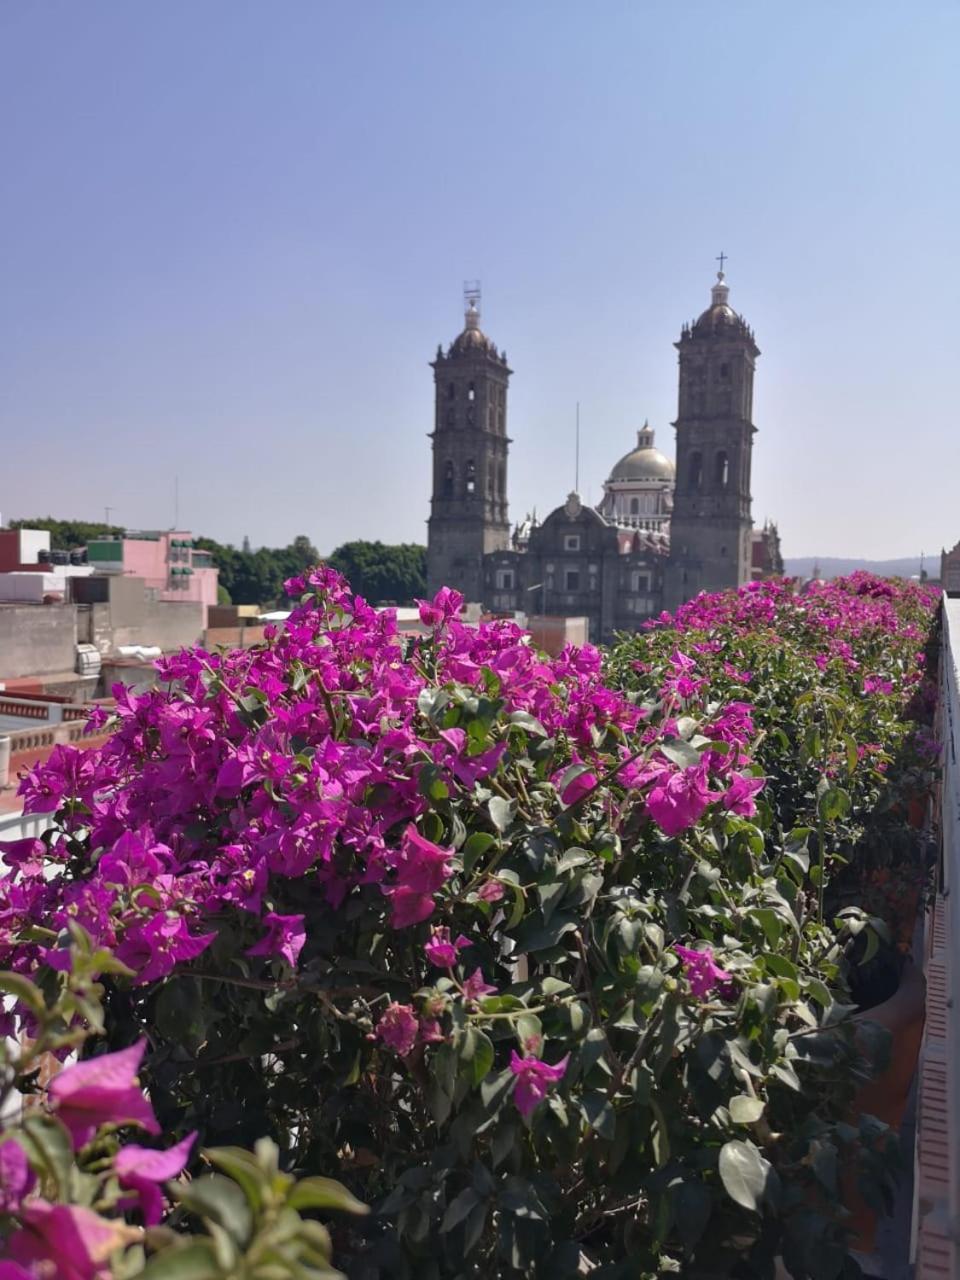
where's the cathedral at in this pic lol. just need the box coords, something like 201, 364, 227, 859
426, 271, 782, 642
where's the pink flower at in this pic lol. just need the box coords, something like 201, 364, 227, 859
558, 769, 598, 806
863, 675, 893, 695
674, 944, 735, 1000
7, 1202, 130, 1280
477, 880, 504, 904
417, 586, 464, 627
114, 1131, 196, 1225
376, 1002, 419, 1057
722, 773, 766, 818
462, 968, 497, 1000
423, 926, 471, 968
49, 1039, 160, 1148
647, 764, 716, 836
246, 912, 306, 968
509, 1050, 569, 1118
418, 1017, 445, 1043
0, 1138, 35, 1213
385, 825, 454, 928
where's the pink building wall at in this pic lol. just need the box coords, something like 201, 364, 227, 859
119, 533, 218, 618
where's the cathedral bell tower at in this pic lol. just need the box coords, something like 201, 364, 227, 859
427, 286, 512, 601
664, 264, 759, 609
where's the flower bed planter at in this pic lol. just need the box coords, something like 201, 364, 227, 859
0, 571, 941, 1278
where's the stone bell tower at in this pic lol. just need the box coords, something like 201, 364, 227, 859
664, 262, 760, 609
426, 285, 512, 601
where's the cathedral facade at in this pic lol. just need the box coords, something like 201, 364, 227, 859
426, 272, 782, 642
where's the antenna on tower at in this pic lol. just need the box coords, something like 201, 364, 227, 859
575, 402, 581, 494
463, 280, 481, 314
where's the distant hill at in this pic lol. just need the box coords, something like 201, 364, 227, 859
784, 556, 928, 580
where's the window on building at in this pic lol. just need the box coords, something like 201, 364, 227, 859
720, 362, 730, 380
467, 382, 476, 402
564, 534, 581, 551
630, 497, 639, 515
447, 382, 455, 400
715, 450, 729, 488
631, 571, 650, 593
443, 460, 455, 496
498, 462, 505, 496
496, 568, 514, 590
465, 459, 476, 495
488, 406, 495, 429
565, 569, 580, 592
689, 451, 703, 490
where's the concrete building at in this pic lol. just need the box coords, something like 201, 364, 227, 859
426, 271, 781, 641
86, 530, 218, 622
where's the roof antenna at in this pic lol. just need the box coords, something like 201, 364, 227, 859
575, 402, 580, 494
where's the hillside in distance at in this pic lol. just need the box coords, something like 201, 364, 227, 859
784, 556, 926, 580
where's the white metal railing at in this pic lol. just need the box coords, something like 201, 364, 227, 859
912, 596, 960, 1276
0, 810, 54, 843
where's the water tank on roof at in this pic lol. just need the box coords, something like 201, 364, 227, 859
69, 548, 86, 565
50, 549, 68, 565
76, 644, 101, 677
38, 548, 51, 564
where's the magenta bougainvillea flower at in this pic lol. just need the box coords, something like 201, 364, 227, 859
0, 1138, 35, 1214
417, 586, 464, 627
48, 1039, 160, 1148
385, 825, 455, 928
674, 944, 736, 1000
6, 1201, 131, 1280
376, 1002, 420, 1057
509, 1050, 569, 1118
863, 675, 893, 695
247, 912, 307, 968
462, 968, 497, 1000
722, 772, 766, 817
114, 1131, 196, 1226
476, 880, 505, 903
423, 926, 471, 968
646, 764, 717, 836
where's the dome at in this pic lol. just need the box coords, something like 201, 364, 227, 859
449, 299, 497, 356
607, 425, 675, 483
691, 271, 747, 336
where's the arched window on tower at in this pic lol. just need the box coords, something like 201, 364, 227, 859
689, 451, 703, 490
715, 450, 729, 489
447, 382, 456, 400
443, 460, 455, 497
468, 382, 476, 402
498, 462, 505, 496
630, 497, 639, 515
487, 462, 495, 496
465, 459, 476, 496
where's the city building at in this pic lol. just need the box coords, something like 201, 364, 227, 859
86, 530, 218, 621
426, 270, 783, 641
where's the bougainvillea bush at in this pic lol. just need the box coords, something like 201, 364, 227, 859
0, 571, 939, 1279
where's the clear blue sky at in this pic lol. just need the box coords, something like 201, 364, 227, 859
1, 2, 956, 559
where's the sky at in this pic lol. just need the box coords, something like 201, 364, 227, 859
0, 2, 957, 560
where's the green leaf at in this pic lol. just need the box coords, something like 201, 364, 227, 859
172, 1173, 253, 1246
659, 736, 702, 768
817, 785, 851, 823
488, 796, 515, 833
0, 971, 46, 1014
579, 1091, 616, 1141
515, 1013, 542, 1053
463, 832, 495, 874
441, 1187, 482, 1233
19, 1113, 73, 1200
203, 1146, 268, 1211
509, 710, 547, 737
717, 1139, 773, 1212
138, 1240, 223, 1280
729, 1095, 765, 1124
469, 1030, 495, 1085
287, 1176, 369, 1215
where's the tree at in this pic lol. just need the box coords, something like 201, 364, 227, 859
326, 541, 426, 605
8, 517, 123, 548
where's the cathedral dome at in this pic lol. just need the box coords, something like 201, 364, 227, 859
449, 299, 497, 355
692, 271, 744, 335
608, 431, 675, 483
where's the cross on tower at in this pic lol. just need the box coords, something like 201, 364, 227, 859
716, 251, 727, 274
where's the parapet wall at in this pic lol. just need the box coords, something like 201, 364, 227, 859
0, 605, 76, 679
